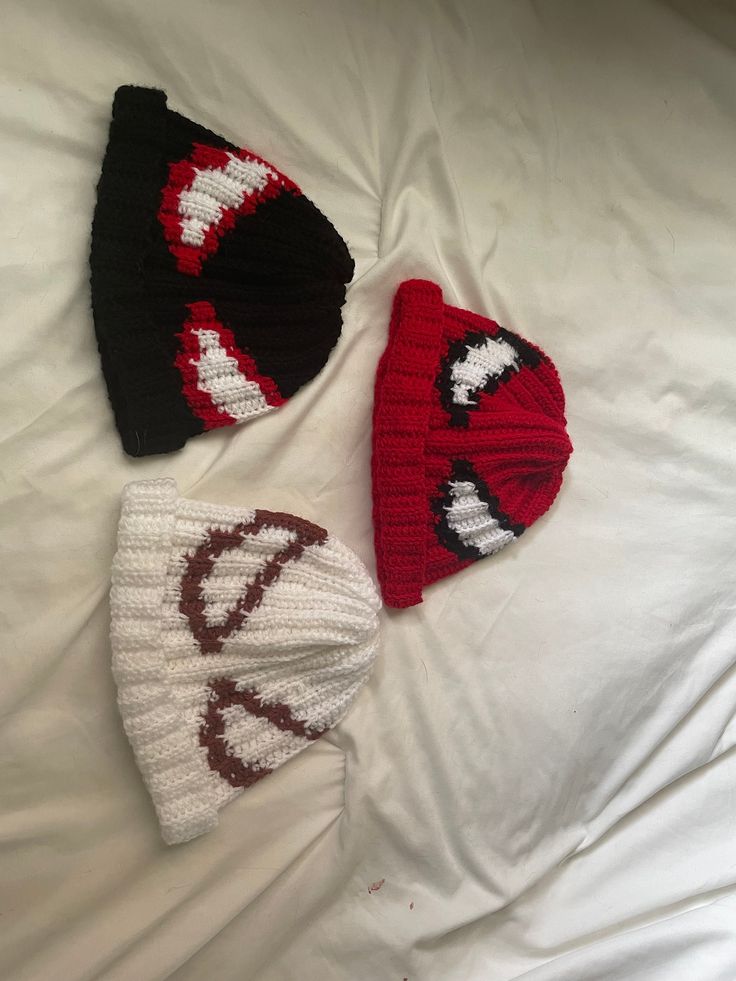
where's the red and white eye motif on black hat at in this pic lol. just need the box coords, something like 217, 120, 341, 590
90, 86, 355, 457
158, 143, 299, 276
436, 327, 542, 426
175, 301, 285, 431
432, 460, 525, 562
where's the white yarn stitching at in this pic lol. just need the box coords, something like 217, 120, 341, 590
445, 479, 516, 556
179, 154, 274, 247
450, 335, 519, 406
110, 480, 381, 845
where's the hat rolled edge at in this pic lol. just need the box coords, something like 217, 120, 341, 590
371, 280, 445, 609
110, 478, 219, 844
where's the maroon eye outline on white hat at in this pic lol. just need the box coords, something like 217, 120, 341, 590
199, 677, 327, 789
178, 510, 328, 656
158, 142, 301, 276
436, 327, 542, 427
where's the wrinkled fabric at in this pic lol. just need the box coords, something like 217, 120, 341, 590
2, 1, 736, 979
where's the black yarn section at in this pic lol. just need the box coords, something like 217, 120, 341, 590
436, 327, 543, 427
144, 192, 352, 399
431, 459, 525, 562
90, 85, 354, 456
89, 87, 199, 455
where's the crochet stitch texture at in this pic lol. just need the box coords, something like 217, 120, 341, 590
90, 86, 354, 456
110, 479, 380, 844
372, 280, 572, 608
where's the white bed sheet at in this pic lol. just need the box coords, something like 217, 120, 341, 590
2, 1, 736, 979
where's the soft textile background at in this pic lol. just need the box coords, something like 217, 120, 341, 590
2, 1, 736, 978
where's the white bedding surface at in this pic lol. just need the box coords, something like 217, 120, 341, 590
2, 1, 736, 978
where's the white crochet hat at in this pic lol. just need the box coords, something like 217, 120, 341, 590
110, 479, 380, 844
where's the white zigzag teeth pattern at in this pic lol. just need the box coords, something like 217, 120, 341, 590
451, 335, 519, 406
188, 327, 271, 421
445, 479, 516, 556
179, 154, 274, 247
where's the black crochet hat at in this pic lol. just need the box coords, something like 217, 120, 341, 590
90, 86, 354, 456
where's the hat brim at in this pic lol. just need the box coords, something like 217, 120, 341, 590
110, 479, 224, 844
371, 280, 446, 608
90, 88, 203, 455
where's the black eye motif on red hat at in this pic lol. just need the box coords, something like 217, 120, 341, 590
432, 460, 525, 562
436, 327, 542, 427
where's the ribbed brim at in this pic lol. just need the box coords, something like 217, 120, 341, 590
110, 480, 222, 844
90, 88, 200, 456
371, 281, 446, 609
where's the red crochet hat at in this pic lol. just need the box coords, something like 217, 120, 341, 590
372, 280, 572, 608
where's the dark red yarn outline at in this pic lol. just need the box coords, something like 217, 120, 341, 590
179, 512, 328, 655
174, 300, 285, 431
199, 677, 327, 789
158, 142, 301, 276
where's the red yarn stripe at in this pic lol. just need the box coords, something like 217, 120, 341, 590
158, 142, 301, 276
174, 300, 285, 431
371, 281, 445, 609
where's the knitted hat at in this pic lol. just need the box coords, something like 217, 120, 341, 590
372, 280, 572, 609
111, 479, 380, 844
90, 86, 354, 457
